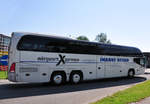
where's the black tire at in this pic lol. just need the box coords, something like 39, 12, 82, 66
128, 70, 135, 78
51, 72, 65, 85
70, 72, 82, 84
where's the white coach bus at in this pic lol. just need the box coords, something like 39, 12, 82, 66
8, 32, 145, 84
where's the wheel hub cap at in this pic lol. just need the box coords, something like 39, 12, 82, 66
73, 74, 80, 83
54, 75, 62, 84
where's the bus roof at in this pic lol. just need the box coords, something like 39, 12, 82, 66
13, 32, 73, 40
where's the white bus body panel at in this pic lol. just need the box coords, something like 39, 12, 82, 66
8, 33, 23, 82
18, 51, 97, 82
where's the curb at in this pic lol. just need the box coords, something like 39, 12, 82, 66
0, 79, 10, 84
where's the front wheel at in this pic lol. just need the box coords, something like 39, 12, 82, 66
70, 72, 82, 84
128, 70, 135, 78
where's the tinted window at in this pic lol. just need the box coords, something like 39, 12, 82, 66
134, 58, 145, 66
17, 35, 67, 52
97, 44, 143, 57
17, 35, 143, 57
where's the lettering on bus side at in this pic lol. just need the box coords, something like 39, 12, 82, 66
37, 57, 59, 62
37, 54, 80, 66
100, 58, 129, 62
56, 54, 66, 66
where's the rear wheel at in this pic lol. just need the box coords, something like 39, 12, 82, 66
70, 72, 82, 84
51, 72, 65, 85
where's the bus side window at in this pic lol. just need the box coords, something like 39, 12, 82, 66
134, 58, 140, 65
21, 42, 33, 50
134, 58, 145, 66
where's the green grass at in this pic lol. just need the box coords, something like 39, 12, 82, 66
92, 80, 150, 104
0, 71, 8, 79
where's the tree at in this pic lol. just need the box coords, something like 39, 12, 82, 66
76, 36, 89, 41
95, 33, 111, 44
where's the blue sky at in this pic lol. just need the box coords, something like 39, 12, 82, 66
0, 0, 150, 52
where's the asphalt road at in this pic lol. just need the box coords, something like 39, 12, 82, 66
0, 74, 150, 104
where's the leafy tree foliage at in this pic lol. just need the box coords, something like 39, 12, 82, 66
76, 36, 89, 41
95, 33, 111, 44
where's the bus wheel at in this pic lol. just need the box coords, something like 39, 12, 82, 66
70, 72, 82, 84
51, 72, 65, 85
128, 69, 135, 78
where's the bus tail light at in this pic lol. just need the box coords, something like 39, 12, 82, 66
10, 63, 16, 72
